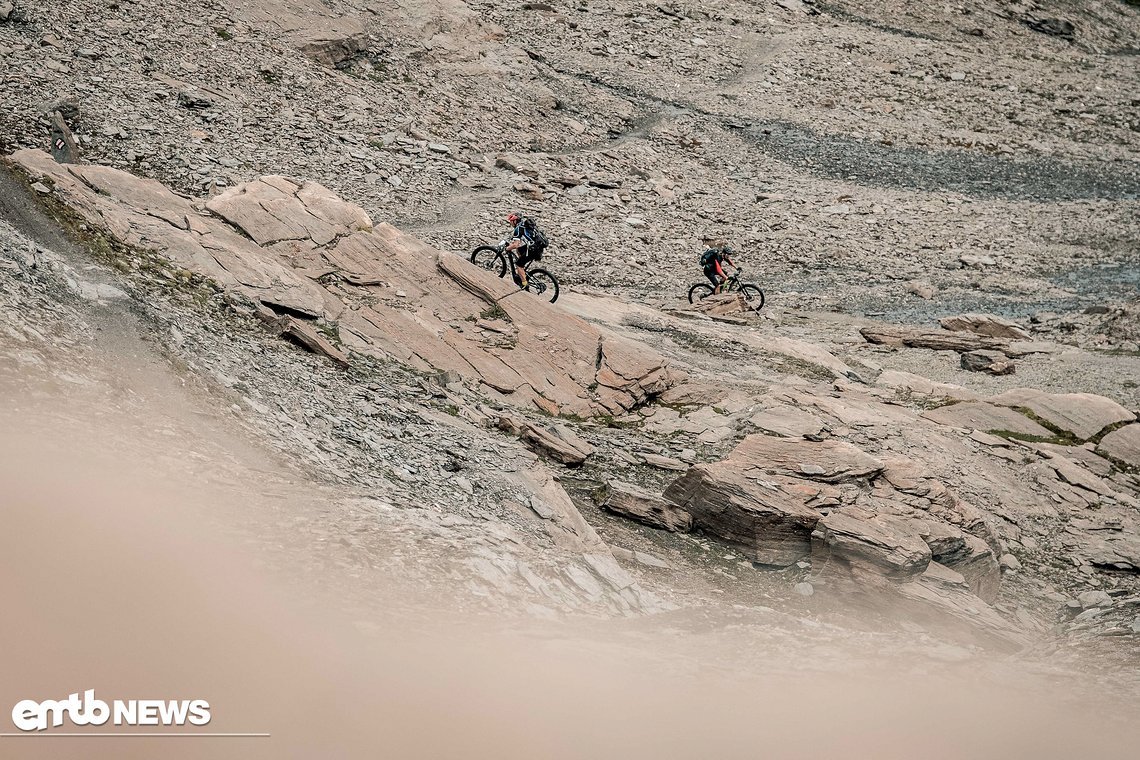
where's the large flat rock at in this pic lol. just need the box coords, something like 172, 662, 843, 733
921, 401, 1054, 438
727, 434, 885, 483
1097, 423, 1140, 469
10, 150, 331, 317
988, 388, 1135, 440
939, 313, 1030, 340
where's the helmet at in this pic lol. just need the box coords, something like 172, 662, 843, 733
507, 213, 521, 225
721, 245, 734, 255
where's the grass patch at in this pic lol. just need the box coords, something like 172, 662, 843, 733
316, 321, 342, 345
986, 429, 1071, 445
1010, 406, 1082, 445
479, 304, 510, 322
214, 27, 234, 41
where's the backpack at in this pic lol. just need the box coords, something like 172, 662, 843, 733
700, 248, 718, 268
521, 217, 548, 258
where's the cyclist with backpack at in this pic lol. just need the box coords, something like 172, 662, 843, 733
505, 212, 548, 288
700, 245, 737, 295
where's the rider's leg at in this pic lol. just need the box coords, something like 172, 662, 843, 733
704, 265, 719, 293
711, 262, 725, 294
516, 247, 532, 288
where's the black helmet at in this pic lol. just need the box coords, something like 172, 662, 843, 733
721, 245, 734, 255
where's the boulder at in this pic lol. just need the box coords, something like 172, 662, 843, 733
642, 453, 688, 471
664, 467, 823, 565
597, 482, 692, 532
960, 350, 1015, 375
940, 313, 1031, 340
988, 388, 1135, 440
911, 520, 1000, 602
861, 325, 1009, 353
1097, 424, 1140, 469
499, 417, 593, 466
810, 508, 932, 583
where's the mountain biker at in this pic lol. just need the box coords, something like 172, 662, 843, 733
505, 212, 547, 288
700, 245, 737, 295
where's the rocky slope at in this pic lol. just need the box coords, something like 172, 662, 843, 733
7, 150, 1140, 658
1, 0, 1139, 702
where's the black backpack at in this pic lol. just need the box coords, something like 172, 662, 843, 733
522, 217, 549, 258
700, 248, 718, 268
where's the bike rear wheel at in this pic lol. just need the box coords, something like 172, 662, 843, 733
525, 268, 560, 303
470, 246, 507, 278
740, 284, 765, 310
688, 283, 714, 303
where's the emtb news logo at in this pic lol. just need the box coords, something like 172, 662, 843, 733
10, 690, 210, 732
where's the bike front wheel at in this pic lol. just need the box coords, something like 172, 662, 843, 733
470, 246, 508, 278
688, 283, 714, 303
525, 268, 560, 303
740, 284, 765, 310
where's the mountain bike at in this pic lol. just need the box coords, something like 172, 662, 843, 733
687, 267, 765, 310
470, 240, 560, 303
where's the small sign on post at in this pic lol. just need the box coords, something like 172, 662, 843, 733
49, 111, 81, 164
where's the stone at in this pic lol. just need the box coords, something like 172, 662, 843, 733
642, 453, 687, 471
862, 325, 1008, 353
1026, 18, 1075, 39
914, 521, 1001, 602
30, 182, 51, 194
517, 422, 594, 466
664, 467, 823, 566
257, 308, 349, 368
597, 482, 692, 532
633, 551, 671, 569
1097, 424, 1140, 469
747, 406, 828, 438
177, 88, 216, 110
988, 388, 1135, 441
922, 402, 1054, 438
49, 112, 81, 164
876, 370, 981, 402
960, 350, 1015, 375
794, 582, 814, 596
811, 508, 932, 583
726, 434, 885, 483
691, 293, 747, 316
905, 280, 936, 300
896, 572, 1029, 651
999, 553, 1022, 572
292, 17, 369, 66
949, 72, 966, 81
205, 176, 372, 246
940, 313, 1030, 340
1077, 589, 1112, 609
0, 2, 12, 22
